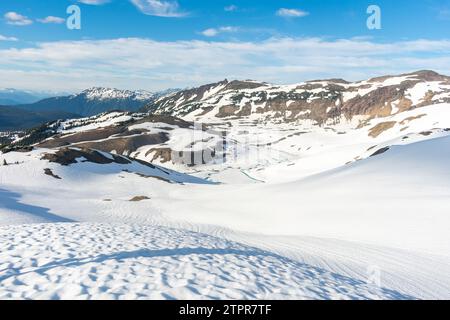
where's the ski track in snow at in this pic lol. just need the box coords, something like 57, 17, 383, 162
0, 223, 413, 300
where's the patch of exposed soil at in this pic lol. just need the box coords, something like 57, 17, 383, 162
42, 147, 131, 166
129, 196, 151, 202
74, 133, 169, 155
145, 147, 173, 163
400, 114, 427, 125
132, 115, 193, 129
38, 126, 126, 149
197, 106, 215, 116
114, 129, 150, 137
368, 121, 397, 138
216, 105, 240, 118
225, 80, 265, 90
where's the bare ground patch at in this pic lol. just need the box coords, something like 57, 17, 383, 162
368, 121, 397, 138
129, 196, 150, 202
43, 168, 61, 180
74, 133, 169, 155
400, 114, 427, 125
42, 147, 131, 166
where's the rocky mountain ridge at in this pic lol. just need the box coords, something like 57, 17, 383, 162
144, 70, 450, 126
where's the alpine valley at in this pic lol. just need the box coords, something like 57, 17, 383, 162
1, 70, 449, 300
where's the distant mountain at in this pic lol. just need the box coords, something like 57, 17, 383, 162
144, 70, 450, 124
0, 88, 56, 105
0, 105, 79, 131
16, 87, 176, 117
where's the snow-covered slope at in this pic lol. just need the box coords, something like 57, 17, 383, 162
0, 223, 414, 300
1, 135, 449, 299
1, 71, 450, 300
159, 135, 450, 253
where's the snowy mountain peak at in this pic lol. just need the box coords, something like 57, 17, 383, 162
79, 87, 155, 101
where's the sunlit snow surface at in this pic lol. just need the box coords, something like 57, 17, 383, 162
1, 103, 450, 300
0, 223, 415, 300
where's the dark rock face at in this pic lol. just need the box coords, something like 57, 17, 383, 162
44, 168, 62, 179
41, 147, 131, 166
370, 147, 390, 157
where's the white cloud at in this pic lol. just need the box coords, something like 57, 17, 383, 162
201, 29, 219, 37
4, 12, 33, 26
276, 8, 309, 18
201, 26, 239, 37
0, 34, 18, 41
1, 37, 450, 91
225, 5, 238, 12
37, 16, 65, 24
130, 0, 187, 17
77, 0, 110, 4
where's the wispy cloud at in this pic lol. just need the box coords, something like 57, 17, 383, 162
37, 16, 65, 24
201, 26, 239, 37
276, 8, 309, 18
130, 0, 188, 17
1, 37, 450, 91
224, 5, 238, 12
4, 12, 33, 26
438, 8, 450, 20
77, 0, 110, 4
0, 34, 18, 41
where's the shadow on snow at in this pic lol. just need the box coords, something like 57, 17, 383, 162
0, 244, 415, 300
0, 188, 74, 223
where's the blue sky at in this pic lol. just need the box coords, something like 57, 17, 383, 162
1, 0, 450, 92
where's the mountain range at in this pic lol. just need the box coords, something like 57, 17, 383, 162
0, 87, 179, 131
144, 70, 450, 124
0, 88, 58, 105
1, 70, 450, 299
16, 87, 157, 116
3, 70, 450, 173
4, 70, 448, 133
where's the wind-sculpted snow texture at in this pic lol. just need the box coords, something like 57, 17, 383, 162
0, 224, 414, 300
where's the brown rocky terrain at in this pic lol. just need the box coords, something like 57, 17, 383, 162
144, 70, 450, 125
